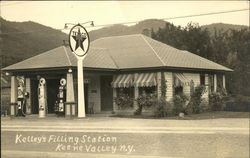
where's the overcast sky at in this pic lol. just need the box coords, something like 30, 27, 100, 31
1, 1, 249, 32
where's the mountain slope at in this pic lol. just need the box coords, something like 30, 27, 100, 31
89, 19, 167, 41
89, 20, 249, 41
0, 18, 67, 68
1, 18, 248, 69
201, 23, 248, 36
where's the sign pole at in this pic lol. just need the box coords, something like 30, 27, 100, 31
77, 57, 85, 117
68, 23, 90, 118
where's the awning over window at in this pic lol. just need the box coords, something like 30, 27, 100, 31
111, 74, 133, 88
174, 73, 190, 87
135, 73, 157, 87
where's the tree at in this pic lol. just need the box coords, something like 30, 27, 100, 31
152, 22, 250, 97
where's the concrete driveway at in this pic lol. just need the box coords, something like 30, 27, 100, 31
1, 112, 249, 158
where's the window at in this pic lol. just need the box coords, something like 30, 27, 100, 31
117, 87, 134, 98
209, 75, 214, 92
200, 74, 205, 85
139, 86, 156, 96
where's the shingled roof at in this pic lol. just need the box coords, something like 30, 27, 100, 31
2, 34, 232, 72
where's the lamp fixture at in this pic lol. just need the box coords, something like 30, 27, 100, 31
64, 21, 94, 29
68, 68, 72, 73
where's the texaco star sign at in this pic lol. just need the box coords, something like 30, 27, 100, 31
69, 24, 90, 57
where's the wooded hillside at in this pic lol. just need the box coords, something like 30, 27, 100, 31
1, 18, 249, 96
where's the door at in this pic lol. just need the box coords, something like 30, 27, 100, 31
100, 75, 113, 111
84, 83, 88, 114
46, 79, 60, 114
31, 79, 39, 114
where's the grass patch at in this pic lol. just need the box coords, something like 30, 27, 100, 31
111, 111, 249, 120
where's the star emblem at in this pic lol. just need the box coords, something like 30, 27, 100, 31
72, 28, 86, 51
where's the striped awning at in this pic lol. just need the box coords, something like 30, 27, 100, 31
174, 73, 190, 87
135, 73, 157, 87
111, 74, 133, 88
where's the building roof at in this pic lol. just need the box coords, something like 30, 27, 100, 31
2, 34, 232, 72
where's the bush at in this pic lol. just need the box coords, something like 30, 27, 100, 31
209, 87, 227, 111
224, 95, 250, 112
114, 94, 134, 110
134, 94, 157, 115
154, 97, 172, 117
186, 85, 206, 114
209, 92, 225, 111
217, 87, 227, 96
173, 94, 189, 115
199, 101, 210, 112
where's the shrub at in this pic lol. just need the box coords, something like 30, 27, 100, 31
134, 94, 157, 115
114, 94, 134, 110
186, 85, 206, 114
224, 95, 250, 112
209, 87, 227, 111
199, 100, 210, 112
173, 94, 189, 115
217, 87, 227, 96
209, 92, 225, 111
154, 97, 172, 118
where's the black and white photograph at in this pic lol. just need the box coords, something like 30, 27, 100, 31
1, 1, 249, 158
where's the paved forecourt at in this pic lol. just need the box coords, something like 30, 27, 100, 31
1, 116, 249, 158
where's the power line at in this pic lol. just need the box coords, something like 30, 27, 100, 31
92, 8, 250, 28
0, 8, 249, 35
162, 8, 249, 20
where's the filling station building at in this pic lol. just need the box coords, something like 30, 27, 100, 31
2, 34, 233, 117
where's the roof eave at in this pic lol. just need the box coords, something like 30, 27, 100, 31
1, 66, 118, 73
2, 65, 233, 74
118, 66, 233, 73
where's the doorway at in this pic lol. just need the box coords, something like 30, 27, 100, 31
46, 79, 60, 114
31, 79, 39, 114
31, 78, 60, 114
100, 75, 113, 111
84, 83, 88, 114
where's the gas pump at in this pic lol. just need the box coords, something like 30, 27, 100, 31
38, 78, 47, 118
57, 78, 66, 116
16, 76, 25, 117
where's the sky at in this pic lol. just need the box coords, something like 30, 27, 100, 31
0, 1, 249, 32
